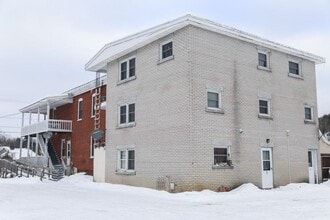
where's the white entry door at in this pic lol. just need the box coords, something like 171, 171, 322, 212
308, 150, 318, 184
261, 148, 273, 189
66, 141, 71, 166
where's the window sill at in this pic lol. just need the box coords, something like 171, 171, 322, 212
117, 122, 136, 129
212, 165, 234, 170
157, 55, 174, 65
117, 76, 137, 86
205, 107, 224, 114
257, 65, 271, 72
115, 170, 136, 176
77, 119, 82, 122
258, 114, 273, 120
304, 120, 316, 125
288, 73, 303, 80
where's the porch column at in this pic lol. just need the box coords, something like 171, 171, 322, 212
27, 112, 32, 157
37, 106, 40, 122
46, 101, 50, 120
19, 112, 24, 158
36, 106, 40, 156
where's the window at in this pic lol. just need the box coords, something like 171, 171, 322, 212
304, 106, 313, 122
258, 52, 268, 68
213, 146, 231, 167
91, 93, 96, 117
161, 41, 173, 60
77, 98, 83, 120
308, 151, 312, 167
61, 139, 66, 158
119, 103, 135, 126
207, 92, 219, 109
259, 99, 269, 115
120, 57, 136, 81
289, 61, 299, 75
214, 147, 228, 164
206, 89, 224, 113
118, 149, 135, 171
90, 137, 95, 158
305, 107, 312, 120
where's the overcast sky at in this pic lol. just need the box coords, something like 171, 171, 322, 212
0, 0, 329, 137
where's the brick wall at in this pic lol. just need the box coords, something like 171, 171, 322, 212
50, 85, 106, 175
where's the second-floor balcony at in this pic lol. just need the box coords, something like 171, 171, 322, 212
19, 94, 73, 137
21, 119, 72, 136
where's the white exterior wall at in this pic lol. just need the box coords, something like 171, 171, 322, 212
93, 147, 105, 182
104, 25, 320, 191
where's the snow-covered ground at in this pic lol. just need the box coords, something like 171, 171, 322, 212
1, 174, 330, 220
0, 146, 36, 159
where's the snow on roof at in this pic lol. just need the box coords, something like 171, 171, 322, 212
20, 75, 107, 113
320, 130, 330, 145
20, 94, 73, 114
85, 14, 325, 72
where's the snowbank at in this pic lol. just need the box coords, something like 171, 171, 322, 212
2, 174, 330, 220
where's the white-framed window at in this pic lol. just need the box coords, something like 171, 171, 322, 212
257, 48, 271, 71
288, 59, 303, 79
304, 105, 314, 122
258, 52, 267, 67
207, 91, 219, 108
117, 148, 135, 171
160, 40, 173, 60
77, 98, 83, 121
206, 88, 224, 113
289, 61, 299, 75
90, 137, 95, 158
213, 146, 231, 167
119, 103, 135, 126
258, 98, 271, 117
91, 93, 96, 117
119, 57, 136, 82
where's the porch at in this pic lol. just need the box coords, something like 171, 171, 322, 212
21, 119, 72, 136
18, 94, 73, 168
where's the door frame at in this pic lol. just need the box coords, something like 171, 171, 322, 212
261, 147, 274, 189
308, 149, 318, 184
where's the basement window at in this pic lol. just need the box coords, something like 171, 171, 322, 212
213, 146, 233, 169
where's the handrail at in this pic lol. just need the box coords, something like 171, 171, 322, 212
0, 159, 59, 181
21, 119, 72, 136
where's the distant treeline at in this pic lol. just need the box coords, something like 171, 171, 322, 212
319, 113, 330, 134
0, 132, 20, 148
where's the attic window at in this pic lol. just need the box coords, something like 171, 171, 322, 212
160, 41, 173, 60
120, 57, 136, 82
289, 61, 299, 75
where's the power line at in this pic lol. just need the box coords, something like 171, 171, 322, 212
0, 126, 20, 128
0, 131, 20, 134
0, 113, 20, 119
0, 98, 29, 104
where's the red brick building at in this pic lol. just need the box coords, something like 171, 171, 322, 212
19, 76, 106, 176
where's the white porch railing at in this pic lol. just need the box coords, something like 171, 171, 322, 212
21, 119, 72, 136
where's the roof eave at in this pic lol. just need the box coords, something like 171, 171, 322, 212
85, 14, 325, 72
20, 94, 73, 114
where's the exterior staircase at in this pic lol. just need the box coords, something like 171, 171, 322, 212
47, 140, 64, 180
